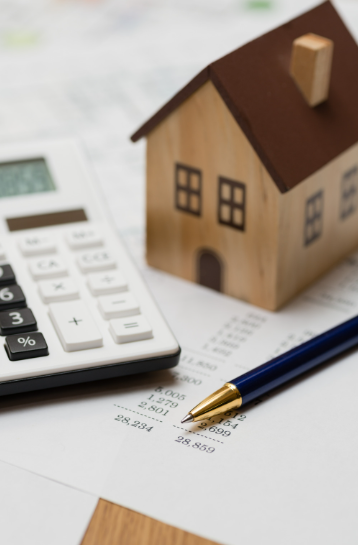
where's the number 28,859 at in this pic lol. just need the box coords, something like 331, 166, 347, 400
175, 436, 215, 453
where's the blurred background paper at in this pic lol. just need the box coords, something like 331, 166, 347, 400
0, 0, 356, 250
0, 460, 97, 545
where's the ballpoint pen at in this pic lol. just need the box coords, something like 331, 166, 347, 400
181, 313, 358, 423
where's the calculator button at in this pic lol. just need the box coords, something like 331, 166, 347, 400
109, 316, 153, 344
0, 284, 26, 311
5, 332, 49, 361
87, 270, 128, 296
66, 228, 103, 250
0, 264, 16, 286
49, 300, 103, 352
38, 278, 79, 303
0, 308, 37, 335
77, 250, 116, 273
29, 257, 68, 280
98, 292, 140, 320
0, 308, 37, 336
0, 243, 6, 260
19, 236, 56, 257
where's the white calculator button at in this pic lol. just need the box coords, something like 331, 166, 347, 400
109, 316, 153, 344
77, 250, 116, 273
38, 278, 79, 303
29, 257, 68, 280
98, 292, 140, 320
87, 270, 128, 296
66, 228, 103, 250
49, 300, 103, 352
19, 236, 56, 256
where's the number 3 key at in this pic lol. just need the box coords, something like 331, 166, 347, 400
0, 308, 37, 336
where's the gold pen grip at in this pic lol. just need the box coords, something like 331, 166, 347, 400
190, 383, 242, 422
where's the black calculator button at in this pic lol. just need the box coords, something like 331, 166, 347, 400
0, 308, 37, 336
5, 332, 49, 361
0, 265, 16, 286
0, 284, 26, 311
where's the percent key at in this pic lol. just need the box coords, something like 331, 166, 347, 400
5, 332, 49, 361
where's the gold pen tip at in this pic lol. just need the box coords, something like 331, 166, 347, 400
181, 414, 194, 424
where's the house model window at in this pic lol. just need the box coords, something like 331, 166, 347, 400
305, 190, 323, 246
175, 163, 202, 216
218, 177, 246, 231
341, 166, 358, 220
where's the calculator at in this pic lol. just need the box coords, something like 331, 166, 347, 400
0, 139, 180, 396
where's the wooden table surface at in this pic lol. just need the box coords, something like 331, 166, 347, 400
81, 499, 219, 545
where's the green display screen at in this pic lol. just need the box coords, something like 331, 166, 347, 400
0, 158, 56, 198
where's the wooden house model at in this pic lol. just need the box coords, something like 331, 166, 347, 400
131, 1, 358, 311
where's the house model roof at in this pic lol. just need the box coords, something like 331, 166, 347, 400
131, 1, 358, 193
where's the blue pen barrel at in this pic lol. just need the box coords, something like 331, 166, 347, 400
232, 315, 358, 405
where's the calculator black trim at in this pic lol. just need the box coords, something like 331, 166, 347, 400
0, 347, 181, 397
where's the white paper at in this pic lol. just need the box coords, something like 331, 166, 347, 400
0, 1, 358, 544
1, 260, 358, 544
0, 460, 97, 545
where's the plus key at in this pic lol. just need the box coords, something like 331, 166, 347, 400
49, 300, 103, 352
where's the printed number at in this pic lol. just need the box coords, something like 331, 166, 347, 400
154, 387, 186, 401
147, 395, 178, 408
204, 419, 238, 430
175, 436, 215, 453
223, 420, 238, 429
115, 415, 153, 431
199, 414, 245, 430
208, 426, 231, 437
224, 411, 246, 421
9, 312, 23, 325
170, 373, 202, 386
0, 288, 13, 301
138, 402, 169, 416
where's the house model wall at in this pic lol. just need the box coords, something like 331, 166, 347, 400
131, 1, 358, 311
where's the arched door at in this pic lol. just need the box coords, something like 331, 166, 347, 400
197, 249, 223, 292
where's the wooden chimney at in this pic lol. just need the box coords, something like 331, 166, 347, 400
290, 33, 334, 107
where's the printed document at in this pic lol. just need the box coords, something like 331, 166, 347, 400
1, 260, 358, 544
0, 1, 358, 544
0, 460, 97, 545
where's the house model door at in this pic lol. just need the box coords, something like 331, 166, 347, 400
197, 249, 223, 292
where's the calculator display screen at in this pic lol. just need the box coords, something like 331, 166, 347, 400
0, 158, 55, 198
6, 209, 88, 231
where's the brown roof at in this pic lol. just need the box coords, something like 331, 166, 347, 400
131, 1, 358, 193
